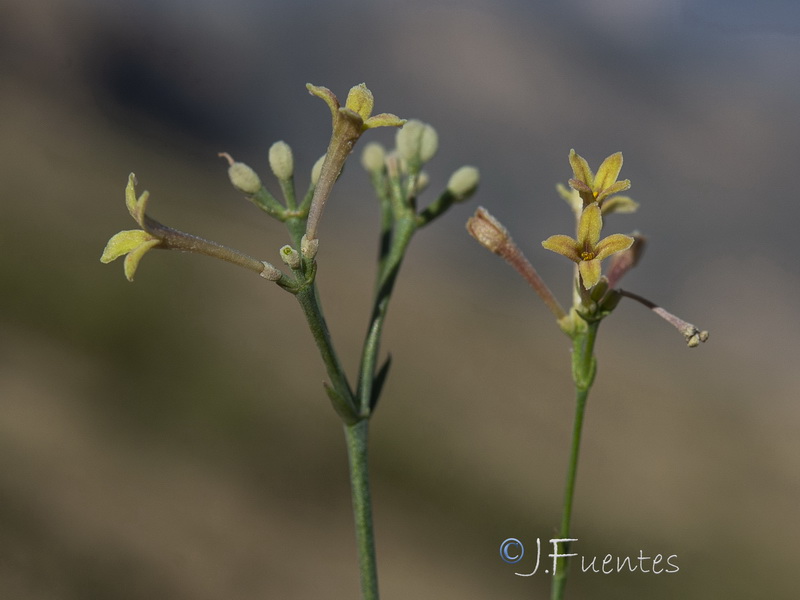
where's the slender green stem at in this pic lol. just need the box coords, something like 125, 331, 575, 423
357, 216, 416, 415
296, 274, 382, 597
344, 420, 379, 600
284, 216, 307, 251
552, 320, 599, 600
295, 284, 357, 420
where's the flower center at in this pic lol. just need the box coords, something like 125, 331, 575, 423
581, 250, 596, 261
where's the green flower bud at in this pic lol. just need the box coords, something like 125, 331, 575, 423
310, 155, 326, 187
599, 289, 622, 313
222, 155, 262, 195
418, 124, 438, 163
589, 277, 609, 302
269, 141, 294, 181
361, 142, 386, 173
447, 166, 480, 200
279, 245, 301, 269
396, 119, 438, 164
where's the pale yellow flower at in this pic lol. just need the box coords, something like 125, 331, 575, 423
542, 202, 633, 289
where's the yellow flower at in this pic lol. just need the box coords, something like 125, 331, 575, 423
306, 83, 406, 131
100, 174, 162, 281
304, 83, 406, 242
542, 202, 633, 289
568, 149, 632, 210
101, 229, 161, 281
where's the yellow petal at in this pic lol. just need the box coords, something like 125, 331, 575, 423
123, 238, 161, 281
306, 83, 340, 120
594, 233, 634, 260
593, 152, 623, 193
556, 183, 583, 215
577, 203, 602, 248
100, 230, 158, 263
363, 113, 406, 129
600, 194, 638, 215
569, 149, 593, 187
345, 83, 374, 121
124, 173, 151, 226
579, 259, 602, 289
125, 173, 138, 218
596, 179, 631, 204
542, 234, 581, 262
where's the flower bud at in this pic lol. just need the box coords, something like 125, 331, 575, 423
466, 207, 508, 254
447, 166, 480, 201
301, 234, 319, 260
260, 261, 283, 281
361, 142, 386, 173
221, 153, 262, 195
396, 119, 438, 164
310, 155, 326, 187
589, 277, 610, 303
279, 245, 301, 269
599, 289, 622, 313
686, 329, 709, 348
269, 141, 294, 181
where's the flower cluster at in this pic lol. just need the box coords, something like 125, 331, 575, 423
468, 149, 706, 346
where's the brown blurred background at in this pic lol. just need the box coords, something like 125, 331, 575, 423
1, 0, 798, 598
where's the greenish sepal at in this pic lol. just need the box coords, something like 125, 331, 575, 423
599, 289, 622, 314
273, 272, 300, 294
369, 354, 392, 413
324, 382, 360, 425
590, 278, 609, 302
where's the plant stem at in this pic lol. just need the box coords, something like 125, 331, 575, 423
357, 216, 416, 415
144, 216, 268, 275
295, 284, 358, 421
344, 419, 379, 600
552, 320, 599, 600
296, 282, 380, 599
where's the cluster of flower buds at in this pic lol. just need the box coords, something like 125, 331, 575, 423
360, 119, 479, 228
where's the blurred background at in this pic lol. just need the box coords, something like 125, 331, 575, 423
1, 0, 798, 598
